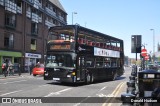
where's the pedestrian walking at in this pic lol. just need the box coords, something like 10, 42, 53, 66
1, 61, 6, 75
30, 63, 34, 75
36, 62, 40, 67
8, 62, 14, 76
3, 59, 9, 77
18, 63, 21, 76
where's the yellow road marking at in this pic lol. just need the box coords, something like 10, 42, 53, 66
102, 82, 125, 106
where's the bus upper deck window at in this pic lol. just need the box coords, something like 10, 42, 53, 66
87, 40, 92, 46
70, 39, 74, 42
78, 38, 85, 44
143, 74, 148, 78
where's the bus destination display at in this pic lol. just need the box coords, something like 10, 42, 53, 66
50, 44, 70, 50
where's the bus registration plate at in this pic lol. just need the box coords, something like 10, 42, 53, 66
53, 78, 60, 81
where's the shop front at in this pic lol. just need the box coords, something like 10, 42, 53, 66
24, 53, 42, 73
0, 50, 22, 73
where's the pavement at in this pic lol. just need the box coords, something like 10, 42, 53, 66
0, 73, 32, 79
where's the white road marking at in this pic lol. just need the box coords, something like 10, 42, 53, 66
0, 90, 23, 96
96, 93, 108, 97
22, 76, 43, 80
74, 103, 81, 106
44, 88, 72, 97
106, 94, 115, 97
21, 76, 32, 78
73, 96, 90, 106
38, 85, 48, 88
100, 86, 107, 91
0, 80, 27, 84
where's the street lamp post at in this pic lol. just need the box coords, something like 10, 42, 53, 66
150, 29, 155, 62
72, 12, 77, 25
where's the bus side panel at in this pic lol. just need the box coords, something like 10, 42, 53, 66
87, 68, 98, 81
87, 68, 114, 81
117, 67, 124, 76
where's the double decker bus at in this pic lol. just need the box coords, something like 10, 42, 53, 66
44, 25, 124, 84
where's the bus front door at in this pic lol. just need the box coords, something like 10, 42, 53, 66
77, 56, 86, 81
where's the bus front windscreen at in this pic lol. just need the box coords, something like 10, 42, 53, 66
45, 54, 75, 68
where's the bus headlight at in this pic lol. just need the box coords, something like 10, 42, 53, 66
71, 72, 75, 76
67, 75, 71, 77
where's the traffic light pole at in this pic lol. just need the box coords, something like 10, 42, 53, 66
135, 47, 137, 76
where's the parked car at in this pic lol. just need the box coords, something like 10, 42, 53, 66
32, 64, 44, 76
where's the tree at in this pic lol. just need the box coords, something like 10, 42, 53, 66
131, 59, 136, 65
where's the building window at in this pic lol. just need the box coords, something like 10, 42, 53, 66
38, 0, 42, 3
27, 0, 33, 3
53, 19, 56, 24
38, 0, 42, 7
5, 13, 16, 28
31, 22, 38, 35
17, 0, 22, 14
45, 2, 56, 16
26, 5, 31, 18
38, 12, 42, 23
5, 0, 17, 13
32, 8, 39, 23
31, 39, 36, 50
53, 7, 56, 12
48, 3, 53, 10
45, 16, 55, 28
0, 0, 4, 6
4, 33, 14, 48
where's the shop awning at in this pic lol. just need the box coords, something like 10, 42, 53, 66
0, 50, 22, 57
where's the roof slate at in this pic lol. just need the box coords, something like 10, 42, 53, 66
49, 0, 66, 13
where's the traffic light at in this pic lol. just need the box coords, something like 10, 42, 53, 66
131, 35, 141, 53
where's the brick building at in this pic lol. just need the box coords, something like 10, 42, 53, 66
0, 0, 67, 72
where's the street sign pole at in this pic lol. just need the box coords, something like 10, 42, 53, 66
141, 48, 147, 70
131, 35, 142, 76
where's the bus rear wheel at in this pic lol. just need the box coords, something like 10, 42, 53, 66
91, 74, 94, 83
111, 73, 117, 81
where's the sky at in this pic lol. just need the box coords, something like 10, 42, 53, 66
59, 0, 160, 58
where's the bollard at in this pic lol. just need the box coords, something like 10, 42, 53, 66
126, 80, 137, 95
127, 80, 135, 88
131, 65, 137, 77
126, 87, 136, 95
131, 71, 137, 77
121, 93, 135, 106
129, 76, 135, 81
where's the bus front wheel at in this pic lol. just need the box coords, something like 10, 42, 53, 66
85, 73, 91, 84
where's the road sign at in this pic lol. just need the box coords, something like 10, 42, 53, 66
141, 48, 147, 57
145, 55, 149, 60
